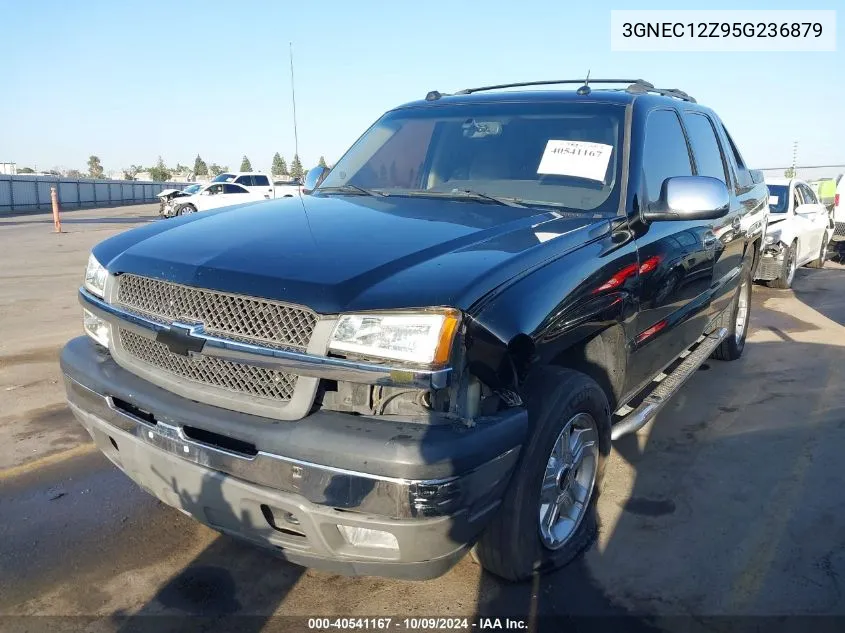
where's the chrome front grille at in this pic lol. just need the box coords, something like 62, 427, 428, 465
834, 222, 845, 238
116, 274, 317, 351
110, 274, 322, 418
119, 328, 298, 402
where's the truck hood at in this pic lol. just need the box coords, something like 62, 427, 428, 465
94, 195, 608, 315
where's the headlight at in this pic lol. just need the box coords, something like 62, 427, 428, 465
764, 225, 783, 245
83, 308, 111, 348
328, 309, 460, 366
84, 253, 107, 297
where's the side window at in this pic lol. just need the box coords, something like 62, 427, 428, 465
224, 184, 247, 194
253, 175, 270, 187
641, 109, 693, 206
798, 184, 817, 205
792, 186, 801, 210
236, 175, 254, 187
721, 125, 752, 189
208, 184, 223, 195
683, 113, 728, 183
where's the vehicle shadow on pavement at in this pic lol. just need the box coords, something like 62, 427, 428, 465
791, 265, 845, 327
462, 278, 845, 630
100, 265, 845, 632
111, 473, 303, 633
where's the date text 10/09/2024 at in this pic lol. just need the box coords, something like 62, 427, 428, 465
307, 617, 528, 630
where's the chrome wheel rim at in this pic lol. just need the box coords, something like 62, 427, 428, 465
786, 247, 796, 285
538, 412, 599, 550
820, 239, 828, 266
735, 277, 750, 342
181, 206, 195, 215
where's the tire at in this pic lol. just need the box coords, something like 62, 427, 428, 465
474, 367, 611, 582
178, 204, 197, 216
766, 240, 797, 289
712, 255, 753, 361
807, 235, 828, 269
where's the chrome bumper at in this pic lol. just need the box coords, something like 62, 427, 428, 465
64, 373, 518, 520
79, 287, 451, 390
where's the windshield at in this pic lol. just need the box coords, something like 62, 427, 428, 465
183, 184, 202, 194
317, 101, 625, 212
767, 184, 789, 213
211, 173, 236, 183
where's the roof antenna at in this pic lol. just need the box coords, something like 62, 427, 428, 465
577, 70, 592, 95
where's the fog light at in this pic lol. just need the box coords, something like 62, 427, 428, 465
337, 525, 399, 550
83, 308, 111, 349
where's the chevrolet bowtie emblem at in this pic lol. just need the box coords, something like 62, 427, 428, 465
156, 322, 206, 357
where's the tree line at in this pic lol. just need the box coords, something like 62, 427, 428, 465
17, 152, 331, 182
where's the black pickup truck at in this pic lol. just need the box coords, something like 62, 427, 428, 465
61, 79, 768, 582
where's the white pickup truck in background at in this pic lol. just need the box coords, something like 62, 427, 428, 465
211, 172, 302, 198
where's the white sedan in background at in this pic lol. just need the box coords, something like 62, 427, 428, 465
165, 182, 269, 217
754, 177, 833, 288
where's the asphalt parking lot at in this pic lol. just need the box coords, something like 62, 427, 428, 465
1, 204, 845, 631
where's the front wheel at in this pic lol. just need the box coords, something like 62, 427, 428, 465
178, 204, 197, 216
766, 241, 797, 289
712, 256, 753, 361
807, 235, 828, 269
474, 367, 611, 581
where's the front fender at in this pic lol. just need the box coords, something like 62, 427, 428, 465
465, 223, 638, 392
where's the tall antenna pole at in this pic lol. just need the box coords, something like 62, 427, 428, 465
289, 42, 299, 161
792, 140, 798, 177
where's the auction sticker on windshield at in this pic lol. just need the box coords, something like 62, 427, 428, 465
537, 140, 613, 181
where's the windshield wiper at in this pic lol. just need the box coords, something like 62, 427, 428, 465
319, 184, 387, 197
449, 189, 526, 208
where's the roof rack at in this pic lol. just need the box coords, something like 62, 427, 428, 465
424, 78, 696, 103
623, 82, 696, 103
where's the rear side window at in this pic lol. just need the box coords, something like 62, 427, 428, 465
642, 109, 693, 206
224, 184, 248, 194
723, 127, 746, 169
235, 175, 254, 187
253, 175, 270, 187
683, 113, 727, 183
720, 124, 753, 189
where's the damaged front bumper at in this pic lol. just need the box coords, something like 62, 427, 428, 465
60, 337, 524, 579
753, 241, 785, 281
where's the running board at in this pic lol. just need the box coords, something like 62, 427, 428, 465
610, 328, 729, 441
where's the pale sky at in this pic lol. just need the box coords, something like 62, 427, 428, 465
2, 0, 842, 175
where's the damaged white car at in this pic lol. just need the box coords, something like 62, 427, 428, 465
754, 177, 833, 289
156, 184, 201, 216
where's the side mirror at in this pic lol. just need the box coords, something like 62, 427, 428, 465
303, 165, 328, 194
644, 176, 730, 222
